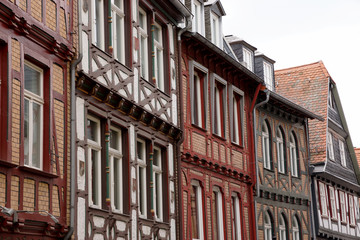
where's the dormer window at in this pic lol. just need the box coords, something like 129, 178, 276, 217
210, 12, 222, 48
192, 0, 204, 35
263, 61, 273, 90
243, 48, 253, 71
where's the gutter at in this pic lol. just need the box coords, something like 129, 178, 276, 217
64, 0, 82, 238
251, 88, 270, 240
176, 14, 192, 240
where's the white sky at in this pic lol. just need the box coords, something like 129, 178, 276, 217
221, 0, 360, 148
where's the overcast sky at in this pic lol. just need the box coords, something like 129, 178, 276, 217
221, 0, 360, 148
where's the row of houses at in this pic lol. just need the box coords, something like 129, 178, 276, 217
0, 0, 359, 239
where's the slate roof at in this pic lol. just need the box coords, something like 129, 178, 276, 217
275, 61, 330, 164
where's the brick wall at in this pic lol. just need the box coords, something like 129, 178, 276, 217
23, 178, 35, 211
0, 173, 6, 206
11, 79, 21, 165
38, 182, 50, 212
31, 0, 42, 22
46, 0, 57, 31
11, 176, 19, 210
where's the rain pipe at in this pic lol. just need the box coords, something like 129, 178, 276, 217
64, 0, 82, 237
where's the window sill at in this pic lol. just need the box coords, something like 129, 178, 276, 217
19, 166, 58, 178
139, 77, 170, 97
263, 167, 274, 173
212, 133, 226, 141
340, 221, 347, 225
350, 223, 356, 228
192, 123, 207, 133
321, 214, 329, 219
230, 141, 244, 149
330, 217, 338, 222
278, 171, 288, 176
0, 159, 17, 168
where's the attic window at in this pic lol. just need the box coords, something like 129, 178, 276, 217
210, 12, 222, 48
192, 0, 204, 35
243, 48, 253, 71
263, 62, 273, 90
329, 91, 335, 109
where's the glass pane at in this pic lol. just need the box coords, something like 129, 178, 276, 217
115, 14, 122, 60
110, 129, 119, 149
92, 149, 99, 205
139, 11, 145, 29
114, 0, 122, 8
153, 148, 160, 166
139, 167, 145, 214
25, 64, 41, 95
32, 102, 41, 168
87, 119, 98, 142
212, 191, 218, 239
24, 99, 30, 165
137, 141, 144, 160
191, 185, 199, 238
154, 25, 160, 42
114, 157, 121, 209
155, 173, 161, 218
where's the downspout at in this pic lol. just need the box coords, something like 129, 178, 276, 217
64, 0, 82, 238
176, 15, 192, 240
250, 87, 270, 240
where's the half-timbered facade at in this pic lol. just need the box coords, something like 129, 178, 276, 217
74, 0, 187, 239
276, 61, 360, 240
0, 0, 74, 238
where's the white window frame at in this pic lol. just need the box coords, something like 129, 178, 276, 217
212, 186, 225, 240
264, 211, 272, 240
153, 146, 163, 221
109, 126, 123, 212
92, 0, 105, 50
243, 48, 253, 71
339, 191, 347, 223
339, 139, 346, 167
24, 61, 44, 170
279, 214, 287, 240
262, 121, 271, 170
263, 61, 273, 90
290, 132, 298, 177
191, 180, 204, 240
230, 86, 244, 145
212, 75, 226, 138
327, 132, 334, 161
318, 181, 328, 216
112, 0, 125, 63
329, 91, 335, 109
191, 0, 204, 35
349, 194, 355, 225
210, 12, 222, 48
292, 216, 300, 240
139, 8, 149, 80
328, 186, 337, 220
87, 116, 102, 208
154, 22, 164, 92
137, 139, 147, 218
276, 127, 285, 174
231, 193, 242, 240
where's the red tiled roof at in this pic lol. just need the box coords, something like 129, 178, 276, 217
275, 61, 330, 164
355, 148, 360, 170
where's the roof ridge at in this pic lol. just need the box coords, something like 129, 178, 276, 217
275, 61, 323, 74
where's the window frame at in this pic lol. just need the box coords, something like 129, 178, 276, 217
262, 120, 271, 170
210, 11, 222, 48
137, 138, 147, 218
292, 216, 300, 240
211, 74, 227, 138
190, 61, 208, 129
327, 132, 334, 161
112, 0, 125, 64
318, 181, 328, 217
212, 186, 225, 240
290, 131, 299, 177
231, 192, 242, 240
339, 139, 346, 167
264, 211, 273, 240
153, 22, 165, 92
92, 0, 105, 50
24, 60, 44, 170
191, 0, 205, 35
153, 145, 163, 221
138, 7, 149, 81
87, 115, 102, 208
191, 180, 205, 240
242, 47, 253, 71
328, 186, 337, 220
276, 127, 286, 174
339, 190, 347, 224
279, 214, 287, 240
263, 61, 273, 90
229, 86, 244, 146
348, 194, 356, 226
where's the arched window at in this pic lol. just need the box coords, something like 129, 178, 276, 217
279, 213, 287, 240
262, 121, 271, 170
264, 211, 273, 240
276, 127, 286, 174
292, 216, 301, 240
290, 132, 298, 177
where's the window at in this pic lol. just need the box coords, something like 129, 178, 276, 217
191, 65, 207, 129
192, 0, 204, 35
339, 190, 347, 223
262, 121, 271, 170
112, 0, 125, 63
328, 186, 337, 220
211, 12, 221, 48
139, 8, 148, 80
276, 127, 286, 174
24, 61, 44, 170
279, 214, 287, 240
349, 194, 355, 225
243, 48, 253, 71
231, 193, 242, 240
264, 211, 272, 240
327, 132, 334, 161
92, 0, 105, 50
231, 89, 243, 145
87, 116, 102, 207
263, 62, 273, 90
329, 91, 335, 109
109, 127, 123, 212
212, 187, 225, 240
212, 77, 226, 137
290, 132, 298, 177
191, 180, 204, 240
292, 216, 300, 240
153, 23, 164, 92
153, 146, 163, 221
137, 139, 147, 218
339, 139, 346, 167
318, 181, 327, 216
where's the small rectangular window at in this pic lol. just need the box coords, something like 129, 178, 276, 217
211, 12, 221, 48
339, 139, 346, 167
327, 132, 334, 161
328, 186, 337, 220
191, 66, 207, 129
242, 48, 253, 71
154, 23, 164, 92
231, 193, 242, 240
153, 146, 163, 221
192, 0, 204, 35
349, 194, 355, 225
139, 8, 148, 80
92, 0, 105, 50
339, 191, 347, 223
191, 180, 204, 240
212, 77, 226, 138
112, 0, 125, 63
318, 181, 328, 216
263, 62, 273, 90
137, 139, 147, 218
231, 88, 243, 145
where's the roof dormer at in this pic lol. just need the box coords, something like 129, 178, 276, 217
186, 0, 205, 35
226, 35, 257, 72
254, 52, 275, 91
204, 0, 226, 48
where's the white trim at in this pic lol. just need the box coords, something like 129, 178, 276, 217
339, 139, 346, 167
137, 139, 147, 218
328, 186, 337, 220
191, 0, 204, 35
153, 146, 163, 221
264, 211, 272, 240
319, 181, 328, 216
154, 22, 164, 92
263, 61, 273, 90
213, 186, 225, 240
290, 132, 298, 177
339, 190, 347, 223
92, 0, 105, 50
112, 0, 125, 63
210, 11, 222, 48
292, 216, 300, 240
279, 214, 286, 240
276, 127, 285, 174
262, 122, 271, 170
327, 132, 334, 161
349, 194, 355, 225
231, 193, 242, 240
243, 48, 253, 71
